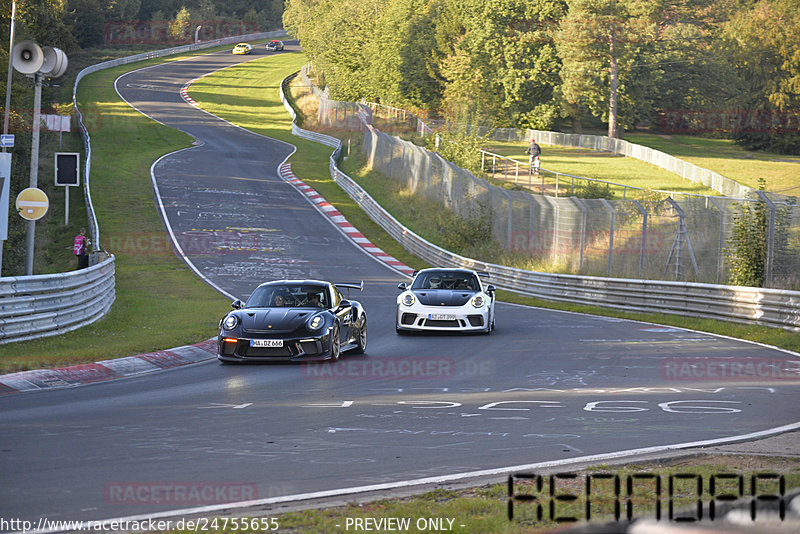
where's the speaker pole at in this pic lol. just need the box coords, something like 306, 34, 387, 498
24, 71, 41, 276
0, 1, 15, 276
3, 1, 16, 146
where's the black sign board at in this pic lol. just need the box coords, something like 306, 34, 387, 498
55, 152, 80, 186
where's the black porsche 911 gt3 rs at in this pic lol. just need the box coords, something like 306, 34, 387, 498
217, 280, 366, 363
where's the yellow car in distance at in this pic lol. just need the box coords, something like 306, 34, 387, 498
232, 43, 252, 55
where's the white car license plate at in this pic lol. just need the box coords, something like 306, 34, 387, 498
428, 314, 456, 320
251, 339, 283, 348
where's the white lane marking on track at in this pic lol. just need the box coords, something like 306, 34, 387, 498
29, 421, 800, 534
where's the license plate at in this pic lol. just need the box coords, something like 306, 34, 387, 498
428, 314, 456, 320
251, 339, 283, 348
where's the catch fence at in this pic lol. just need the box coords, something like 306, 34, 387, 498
309, 80, 800, 288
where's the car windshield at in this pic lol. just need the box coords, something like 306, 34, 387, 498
411, 271, 479, 291
246, 284, 329, 308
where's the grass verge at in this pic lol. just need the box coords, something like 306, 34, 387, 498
484, 140, 721, 196
157, 455, 800, 533
485, 133, 800, 197
624, 133, 800, 194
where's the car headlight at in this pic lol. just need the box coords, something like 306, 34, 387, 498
401, 293, 415, 306
309, 315, 324, 330
222, 314, 239, 330
471, 295, 486, 308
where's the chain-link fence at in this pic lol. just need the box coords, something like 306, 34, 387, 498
309, 76, 800, 288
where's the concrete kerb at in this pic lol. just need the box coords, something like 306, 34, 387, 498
0, 338, 216, 395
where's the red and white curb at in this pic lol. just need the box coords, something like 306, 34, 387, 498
0, 339, 217, 396
180, 77, 202, 107
279, 162, 415, 277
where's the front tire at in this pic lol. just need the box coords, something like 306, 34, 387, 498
353, 319, 367, 354
482, 315, 494, 335
329, 324, 341, 362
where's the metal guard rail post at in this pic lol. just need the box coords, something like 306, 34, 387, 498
280, 74, 800, 333
0, 256, 116, 343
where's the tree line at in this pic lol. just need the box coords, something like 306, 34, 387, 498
0, 0, 284, 51
284, 0, 800, 153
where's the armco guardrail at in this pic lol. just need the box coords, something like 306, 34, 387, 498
0, 31, 287, 345
281, 73, 800, 332
0, 256, 115, 343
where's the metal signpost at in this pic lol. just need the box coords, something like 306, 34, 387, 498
55, 152, 79, 225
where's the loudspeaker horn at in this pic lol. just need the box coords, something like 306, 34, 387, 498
40, 47, 68, 78
12, 40, 44, 75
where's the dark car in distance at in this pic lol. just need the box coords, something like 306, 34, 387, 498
218, 280, 366, 363
266, 40, 285, 51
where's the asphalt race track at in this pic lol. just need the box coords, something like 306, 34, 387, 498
1, 43, 799, 527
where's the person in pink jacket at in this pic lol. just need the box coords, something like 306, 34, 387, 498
72, 228, 91, 269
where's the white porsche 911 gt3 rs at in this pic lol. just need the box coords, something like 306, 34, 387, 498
396, 268, 496, 334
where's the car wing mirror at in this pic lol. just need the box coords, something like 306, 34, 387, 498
486, 285, 496, 293
231, 299, 244, 309
397, 283, 407, 290
336, 299, 352, 312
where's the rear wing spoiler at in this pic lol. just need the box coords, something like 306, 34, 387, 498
334, 281, 364, 293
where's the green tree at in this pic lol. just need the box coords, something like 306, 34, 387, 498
101, 0, 141, 20
432, 0, 566, 128
169, 5, 190, 41
17, 0, 77, 51
284, 0, 385, 100
192, 0, 216, 20
366, 0, 440, 111
65, 0, 106, 48
556, 0, 664, 138
726, 194, 768, 287
722, 0, 800, 154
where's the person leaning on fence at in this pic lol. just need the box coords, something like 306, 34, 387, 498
526, 138, 541, 175
72, 228, 91, 270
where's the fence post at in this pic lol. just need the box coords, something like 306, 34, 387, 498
663, 198, 699, 280
630, 199, 648, 278
707, 197, 727, 284
544, 196, 560, 264
600, 199, 616, 275
529, 197, 537, 255
572, 197, 588, 270
500, 189, 513, 251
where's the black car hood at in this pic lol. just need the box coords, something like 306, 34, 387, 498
412, 289, 474, 307
240, 308, 320, 333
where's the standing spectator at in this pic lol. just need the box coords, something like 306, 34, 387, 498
526, 138, 542, 175
73, 228, 91, 269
